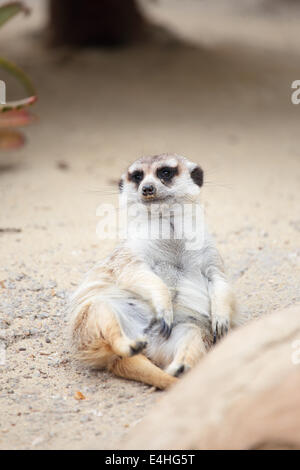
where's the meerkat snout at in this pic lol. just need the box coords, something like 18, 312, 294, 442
141, 183, 156, 199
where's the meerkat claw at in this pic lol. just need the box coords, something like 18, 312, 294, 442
160, 318, 167, 337
162, 319, 173, 338
130, 340, 148, 355
213, 329, 217, 344
144, 318, 172, 339
158, 318, 173, 338
143, 317, 157, 335
212, 317, 229, 343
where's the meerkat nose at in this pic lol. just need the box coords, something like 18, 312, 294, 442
142, 184, 156, 197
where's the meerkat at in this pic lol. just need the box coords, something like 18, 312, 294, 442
69, 154, 238, 389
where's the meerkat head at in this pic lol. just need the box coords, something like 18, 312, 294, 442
119, 154, 204, 206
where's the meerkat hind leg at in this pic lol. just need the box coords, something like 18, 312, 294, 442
91, 301, 147, 358
109, 354, 178, 390
164, 324, 207, 377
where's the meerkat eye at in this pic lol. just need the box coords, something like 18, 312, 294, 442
157, 166, 177, 181
129, 170, 144, 184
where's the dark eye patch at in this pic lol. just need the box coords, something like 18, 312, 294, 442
128, 170, 144, 185
190, 166, 203, 187
157, 166, 178, 182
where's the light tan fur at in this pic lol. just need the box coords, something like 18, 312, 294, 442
108, 355, 177, 389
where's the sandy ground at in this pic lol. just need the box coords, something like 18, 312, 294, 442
0, 0, 299, 450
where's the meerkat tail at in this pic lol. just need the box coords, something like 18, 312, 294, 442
108, 354, 178, 390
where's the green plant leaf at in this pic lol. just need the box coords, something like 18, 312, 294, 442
0, 128, 25, 149
0, 2, 29, 28
0, 3, 35, 151
0, 57, 37, 112
0, 57, 36, 97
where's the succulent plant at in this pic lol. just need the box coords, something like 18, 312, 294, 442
0, 2, 37, 150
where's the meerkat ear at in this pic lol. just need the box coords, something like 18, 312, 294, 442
190, 166, 204, 187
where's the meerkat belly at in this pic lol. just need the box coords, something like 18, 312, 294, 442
144, 239, 185, 290
151, 260, 181, 292
175, 272, 211, 319
151, 259, 211, 319
139, 240, 211, 318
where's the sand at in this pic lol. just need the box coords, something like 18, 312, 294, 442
0, 0, 299, 449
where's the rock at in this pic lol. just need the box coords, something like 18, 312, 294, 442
80, 415, 92, 423
46, 281, 57, 289
35, 313, 49, 319
55, 290, 66, 299
121, 305, 300, 450
5, 282, 16, 289
0, 320, 10, 329
28, 283, 43, 292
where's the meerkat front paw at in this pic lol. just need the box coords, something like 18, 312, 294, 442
210, 283, 235, 343
157, 309, 173, 338
211, 315, 229, 344
144, 311, 173, 339
114, 336, 147, 357
129, 338, 148, 356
